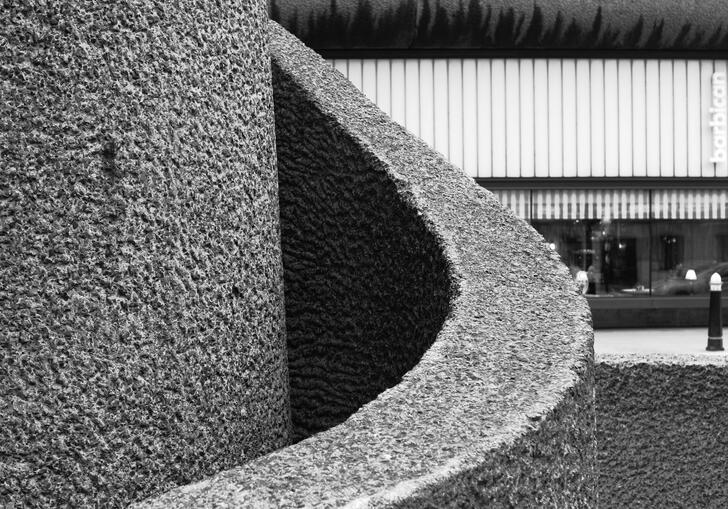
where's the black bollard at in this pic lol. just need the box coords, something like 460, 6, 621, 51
706, 273, 724, 351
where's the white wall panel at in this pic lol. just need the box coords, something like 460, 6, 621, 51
700, 60, 715, 177
419, 59, 435, 147
433, 60, 449, 158
576, 60, 591, 177
714, 60, 728, 178
361, 59, 377, 104
447, 59, 464, 170
590, 60, 606, 177
476, 60, 492, 177
562, 59, 577, 177
491, 59, 507, 177
659, 60, 674, 176
632, 60, 647, 176
673, 60, 688, 176
686, 60, 702, 177
376, 60, 391, 116
505, 59, 521, 177
404, 60, 420, 138
645, 60, 661, 176
604, 60, 619, 176
390, 59, 405, 125
347, 59, 363, 89
547, 59, 563, 177
534, 59, 549, 177
520, 59, 535, 178
332, 56, 725, 180
618, 60, 633, 176
462, 59, 478, 177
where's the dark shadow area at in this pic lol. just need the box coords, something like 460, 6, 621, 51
272, 61, 452, 442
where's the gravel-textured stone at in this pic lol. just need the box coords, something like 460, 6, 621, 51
0, 1, 288, 506
597, 353, 728, 508
138, 22, 595, 508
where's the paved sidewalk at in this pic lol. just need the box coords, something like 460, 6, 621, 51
595, 327, 727, 355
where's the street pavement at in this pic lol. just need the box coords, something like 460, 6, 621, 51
594, 327, 728, 355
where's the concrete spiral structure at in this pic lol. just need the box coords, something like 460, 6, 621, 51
138, 21, 596, 508
2, 1, 596, 504
1, 1, 288, 506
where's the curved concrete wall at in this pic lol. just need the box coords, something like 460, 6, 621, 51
597, 354, 728, 507
138, 22, 595, 508
275, 46, 451, 442
0, 1, 288, 506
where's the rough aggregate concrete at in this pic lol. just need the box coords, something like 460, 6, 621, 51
137, 21, 595, 508
1, 1, 289, 506
274, 42, 451, 442
596, 354, 728, 508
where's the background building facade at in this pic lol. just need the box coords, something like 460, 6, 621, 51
272, 0, 728, 326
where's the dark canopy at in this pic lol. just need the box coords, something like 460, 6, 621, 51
269, 0, 728, 53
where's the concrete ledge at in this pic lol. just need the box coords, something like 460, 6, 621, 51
597, 353, 728, 508
138, 22, 595, 508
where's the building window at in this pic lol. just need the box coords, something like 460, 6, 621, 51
495, 188, 728, 297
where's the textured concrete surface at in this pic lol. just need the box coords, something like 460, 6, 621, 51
596, 354, 728, 508
274, 26, 451, 441
137, 21, 595, 508
1, 1, 289, 506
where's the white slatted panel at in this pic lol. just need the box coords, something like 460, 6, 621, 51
548, 59, 563, 177
534, 59, 550, 177
686, 60, 701, 176
376, 60, 391, 116
714, 60, 728, 178
331, 57, 728, 179
590, 60, 606, 177
420, 59, 435, 147
404, 60, 420, 138
673, 60, 688, 176
476, 60, 492, 176
651, 189, 728, 219
604, 60, 619, 176
447, 59, 463, 170
391, 59, 405, 125
492, 189, 530, 220
700, 60, 715, 176
529, 189, 652, 220
491, 59, 507, 177
618, 60, 633, 176
562, 59, 577, 177
632, 60, 647, 176
520, 59, 535, 177
433, 59, 448, 158
645, 60, 661, 176
659, 60, 674, 176
505, 60, 521, 177
462, 59, 478, 177
576, 60, 591, 177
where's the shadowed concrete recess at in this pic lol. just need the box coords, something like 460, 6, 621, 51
597, 353, 728, 508
138, 21, 596, 508
0, 1, 288, 506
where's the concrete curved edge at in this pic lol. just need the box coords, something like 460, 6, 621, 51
135, 21, 595, 508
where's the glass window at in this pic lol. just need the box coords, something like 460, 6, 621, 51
496, 187, 728, 297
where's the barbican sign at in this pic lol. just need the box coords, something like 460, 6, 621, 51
711, 71, 727, 164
